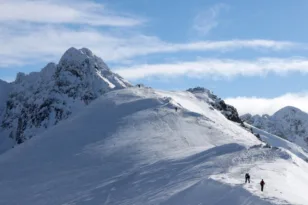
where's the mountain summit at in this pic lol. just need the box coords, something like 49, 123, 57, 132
0, 47, 130, 146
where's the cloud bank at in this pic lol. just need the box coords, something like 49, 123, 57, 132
225, 92, 308, 115
0, 0, 142, 26
115, 57, 308, 80
0, 27, 296, 68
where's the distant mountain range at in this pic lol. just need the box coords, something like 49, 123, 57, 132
241, 106, 308, 152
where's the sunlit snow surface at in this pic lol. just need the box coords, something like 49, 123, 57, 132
0, 87, 307, 205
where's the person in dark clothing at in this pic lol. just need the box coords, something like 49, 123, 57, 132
260, 179, 265, 191
175, 107, 178, 112
245, 173, 250, 183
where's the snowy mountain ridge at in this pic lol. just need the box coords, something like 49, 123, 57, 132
1, 87, 308, 205
242, 106, 308, 152
0, 47, 130, 147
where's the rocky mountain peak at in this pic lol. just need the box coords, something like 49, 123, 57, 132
59, 47, 88, 65
0, 47, 131, 146
187, 87, 212, 94
41, 63, 57, 77
272, 106, 303, 119
59, 47, 108, 71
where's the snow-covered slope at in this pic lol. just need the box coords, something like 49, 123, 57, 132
242, 106, 308, 152
0, 47, 130, 147
1, 87, 308, 205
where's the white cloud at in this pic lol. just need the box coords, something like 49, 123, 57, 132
0, 0, 302, 69
164, 40, 296, 52
0, 23, 297, 67
193, 3, 228, 35
225, 93, 308, 115
0, 0, 142, 26
114, 57, 308, 80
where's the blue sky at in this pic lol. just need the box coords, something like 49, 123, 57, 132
1, 0, 308, 115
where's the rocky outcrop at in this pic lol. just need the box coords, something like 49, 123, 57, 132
187, 87, 242, 123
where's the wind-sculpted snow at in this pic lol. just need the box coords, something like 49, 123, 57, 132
0, 87, 308, 205
242, 106, 308, 152
0, 47, 130, 148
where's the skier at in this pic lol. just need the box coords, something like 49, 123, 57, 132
175, 107, 178, 112
260, 179, 265, 191
245, 173, 250, 183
